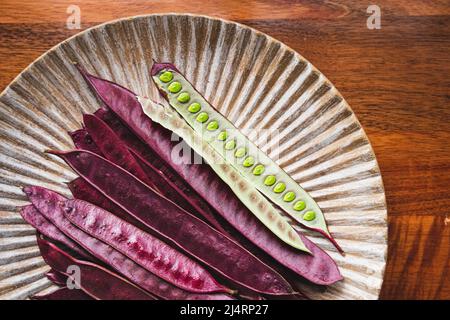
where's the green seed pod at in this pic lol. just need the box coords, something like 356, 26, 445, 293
293, 200, 306, 211
139, 95, 309, 253
283, 191, 295, 202
243, 156, 255, 167
177, 92, 190, 103
234, 147, 247, 158
217, 131, 228, 141
252, 164, 265, 176
168, 81, 182, 93
159, 71, 173, 83
303, 211, 316, 221
188, 102, 201, 113
196, 112, 209, 123
207, 120, 219, 131
153, 67, 338, 250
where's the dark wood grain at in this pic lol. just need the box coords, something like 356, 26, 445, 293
0, 0, 449, 299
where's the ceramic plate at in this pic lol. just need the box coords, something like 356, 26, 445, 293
0, 14, 387, 300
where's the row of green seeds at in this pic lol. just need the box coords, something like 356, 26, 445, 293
160, 70, 316, 221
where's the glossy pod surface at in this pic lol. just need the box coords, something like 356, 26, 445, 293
63, 199, 228, 294
25, 186, 232, 300
51, 148, 295, 295
152, 63, 341, 252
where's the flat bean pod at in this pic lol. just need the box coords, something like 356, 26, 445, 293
151, 63, 341, 252
25, 185, 226, 295
26, 186, 233, 300
69, 168, 301, 298
90, 109, 310, 289
36, 235, 155, 300
50, 148, 295, 296
76, 67, 342, 285
63, 198, 229, 294
76, 70, 342, 285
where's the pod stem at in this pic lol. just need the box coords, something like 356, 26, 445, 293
304, 227, 344, 255
45, 149, 67, 156
228, 289, 239, 296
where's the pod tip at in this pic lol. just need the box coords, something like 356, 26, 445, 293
292, 240, 313, 255
229, 289, 238, 296
323, 231, 344, 255
302, 226, 344, 255
82, 113, 95, 122
150, 61, 178, 76
22, 185, 32, 196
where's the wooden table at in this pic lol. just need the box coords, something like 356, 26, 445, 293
0, 0, 448, 300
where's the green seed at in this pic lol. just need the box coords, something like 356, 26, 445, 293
159, 71, 173, 83
252, 164, 265, 176
274, 182, 286, 193
243, 156, 254, 167
293, 201, 306, 211
168, 81, 182, 93
196, 112, 209, 123
225, 140, 236, 150
303, 210, 316, 221
207, 120, 219, 131
283, 191, 295, 202
177, 92, 190, 103
234, 147, 247, 158
188, 102, 201, 113
264, 175, 276, 186
217, 131, 228, 141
